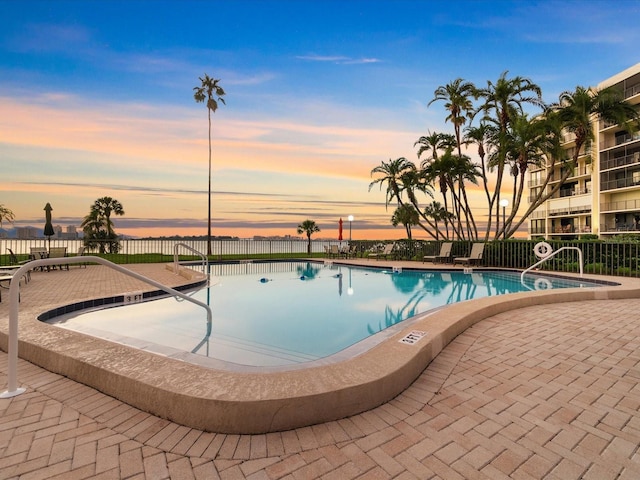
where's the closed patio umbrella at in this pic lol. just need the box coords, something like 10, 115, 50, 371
43, 203, 54, 249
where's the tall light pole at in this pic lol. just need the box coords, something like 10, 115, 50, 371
348, 215, 354, 243
499, 199, 509, 239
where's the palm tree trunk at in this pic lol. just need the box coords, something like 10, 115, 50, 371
207, 109, 212, 256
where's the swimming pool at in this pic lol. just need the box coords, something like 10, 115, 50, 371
45, 261, 604, 369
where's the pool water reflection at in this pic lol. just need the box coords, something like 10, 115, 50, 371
46, 261, 601, 367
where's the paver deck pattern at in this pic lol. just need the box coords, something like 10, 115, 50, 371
1, 263, 639, 479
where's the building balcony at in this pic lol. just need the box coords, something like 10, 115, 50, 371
624, 82, 640, 100
601, 198, 640, 212
600, 151, 640, 171
601, 177, 640, 191
600, 132, 640, 149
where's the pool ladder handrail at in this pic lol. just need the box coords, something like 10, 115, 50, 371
520, 246, 584, 285
1, 256, 212, 399
173, 242, 209, 279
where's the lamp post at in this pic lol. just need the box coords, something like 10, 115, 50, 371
348, 215, 354, 243
499, 199, 509, 239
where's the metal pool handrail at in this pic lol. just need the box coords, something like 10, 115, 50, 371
0, 256, 212, 399
520, 246, 584, 284
173, 242, 208, 279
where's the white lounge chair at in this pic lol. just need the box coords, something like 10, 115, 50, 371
453, 243, 485, 266
423, 242, 453, 263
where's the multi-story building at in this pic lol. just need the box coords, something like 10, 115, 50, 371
528, 63, 640, 239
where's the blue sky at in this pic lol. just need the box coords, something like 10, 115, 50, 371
2, 0, 639, 239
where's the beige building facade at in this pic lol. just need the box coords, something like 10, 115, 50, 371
528, 63, 640, 239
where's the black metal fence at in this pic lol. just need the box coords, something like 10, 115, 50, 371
2, 237, 639, 277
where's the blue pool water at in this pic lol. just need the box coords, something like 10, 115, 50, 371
48, 261, 603, 368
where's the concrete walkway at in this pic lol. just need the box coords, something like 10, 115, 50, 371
1, 263, 640, 479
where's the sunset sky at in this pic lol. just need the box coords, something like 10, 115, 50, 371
2, 0, 639, 240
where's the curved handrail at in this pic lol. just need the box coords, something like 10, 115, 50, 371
520, 246, 584, 285
1, 256, 212, 398
173, 242, 208, 278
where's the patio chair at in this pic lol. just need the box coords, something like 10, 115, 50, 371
7, 248, 30, 266
30, 247, 48, 260
423, 242, 453, 263
368, 243, 395, 260
48, 247, 69, 271
453, 243, 486, 266
329, 245, 340, 258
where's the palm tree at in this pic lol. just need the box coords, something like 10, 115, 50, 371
506, 86, 640, 236
500, 113, 547, 238
369, 157, 416, 208
90, 197, 125, 236
464, 122, 498, 240
0, 204, 15, 229
391, 204, 419, 239
450, 153, 481, 240
297, 219, 320, 254
414, 131, 455, 162
429, 78, 476, 157
82, 197, 125, 253
475, 71, 544, 133
194, 73, 226, 256
423, 201, 450, 241
552, 85, 639, 170
474, 71, 545, 237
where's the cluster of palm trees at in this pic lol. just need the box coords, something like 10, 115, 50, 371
81, 197, 125, 253
371, 72, 639, 241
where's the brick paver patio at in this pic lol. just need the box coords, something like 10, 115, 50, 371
1, 264, 640, 479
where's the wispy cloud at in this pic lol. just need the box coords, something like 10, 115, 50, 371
296, 54, 381, 65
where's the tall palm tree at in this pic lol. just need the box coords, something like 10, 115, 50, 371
297, 220, 320, 254
552, 85, 639, 170
464, 122, 497, 239
475, 71, 544, 133
0, 204, 15, 229
391, 204, 419, 239
429, 78, 476, 158
474, 71, 544, 237
194, 73, 226, 256
450, 153, 481, 240
500, 113, 547, 238
369, 157, 416, 208
423, 149, 463, 239
369, 157, 440, 238
414, 131, 455, 162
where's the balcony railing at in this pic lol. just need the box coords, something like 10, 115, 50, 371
625, 83, 640, 99
601, 198, 640, 212
600, 151, 640, 171
601, 132, 640, 149
601, 177, 640, 191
